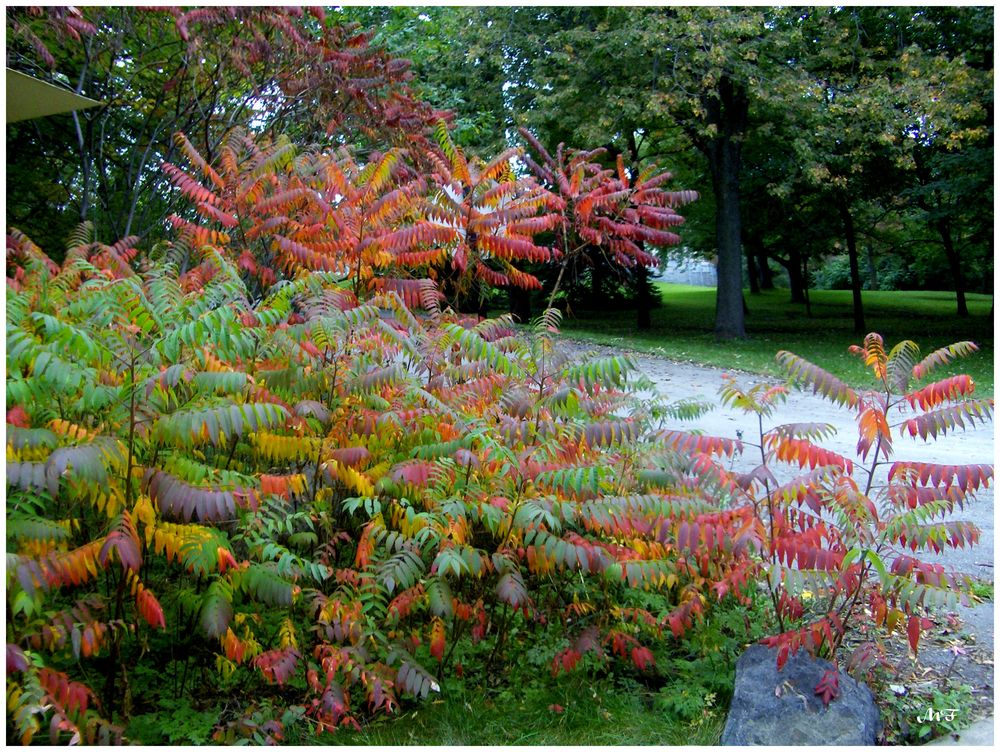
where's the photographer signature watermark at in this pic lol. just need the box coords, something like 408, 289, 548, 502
915, 707, 960, 724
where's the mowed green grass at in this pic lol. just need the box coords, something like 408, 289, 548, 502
558, 285, 994, 397
323, 678, 724, 746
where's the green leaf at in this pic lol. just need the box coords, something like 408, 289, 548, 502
426, 576, 453, 618
200, 579, 233, 639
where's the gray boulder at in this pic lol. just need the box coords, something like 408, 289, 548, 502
721, 644, 881, 746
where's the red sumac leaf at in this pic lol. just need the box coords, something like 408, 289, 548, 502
217, 547, 239, 574
38, 667, 93, 716
162, 162, 219, 204
551, 647, 581, 676
329, 446, 370, 467
906, 375, 975, 410
136, 586, 166, 630
496, 569, 529, 609
388, 460, 436, 488
631, 645, 654, 671
429, 618, 445, 663
237, 249, 257, 274
776, 643, 790, 671
907, 614, 922, 654
196, 201, 239, 228
7, 643, 29, 673
320, 680, 348, 723
255, 647, 300, 686
7, 405, 30, 427
387, 584, 425, 624
814, 669, 840, 707
99, 511, 142, 572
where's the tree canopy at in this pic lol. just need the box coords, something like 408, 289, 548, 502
6, 5, 992, 334
347, 6, 992, 333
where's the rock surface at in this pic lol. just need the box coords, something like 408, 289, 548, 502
721, 644, 882, 746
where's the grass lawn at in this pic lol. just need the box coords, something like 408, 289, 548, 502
558, 285, 994, 397
323, 676, 724, 746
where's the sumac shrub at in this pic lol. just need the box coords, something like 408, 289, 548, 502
661, 334, 993, 703
6, 226, 721, 740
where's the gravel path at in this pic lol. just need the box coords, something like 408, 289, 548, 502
562, 339, 996, 721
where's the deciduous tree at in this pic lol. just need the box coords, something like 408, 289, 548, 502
5, 6, 443, 251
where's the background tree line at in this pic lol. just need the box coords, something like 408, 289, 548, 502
7, 6, 992, 340
349, 6, 993, 337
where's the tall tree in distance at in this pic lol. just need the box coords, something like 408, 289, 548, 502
780, 8, 909, 333
774, 6, 993, 332
332, 6, 516, 159
899, 6, 994, 316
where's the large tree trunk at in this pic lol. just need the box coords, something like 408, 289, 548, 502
986, 234, 994, 297
936, 217, 969, 317
73, 111, 92, 223
837, 198, 866, 334
746, 248, 760, 294
589, 261, 605, 309
773, 248, 807, 304
802, 255, 812, 317
757, 247, 774, 289
711, 154, 746, 339
701, 75, 748, 340
787, 258, 807, 304
865, 243, 878, 291
745, 238, 774, 293
509, 287, 532, 323
635, 267, 652, 330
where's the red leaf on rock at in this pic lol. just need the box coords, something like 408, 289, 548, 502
814, 669, 839, 707
776, 643, 790, 671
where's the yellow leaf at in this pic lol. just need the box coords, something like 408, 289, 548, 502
84, 544, 101, 578
279, 618, 298, 650
133, 495, 157, 547
49, 418, 98, 442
